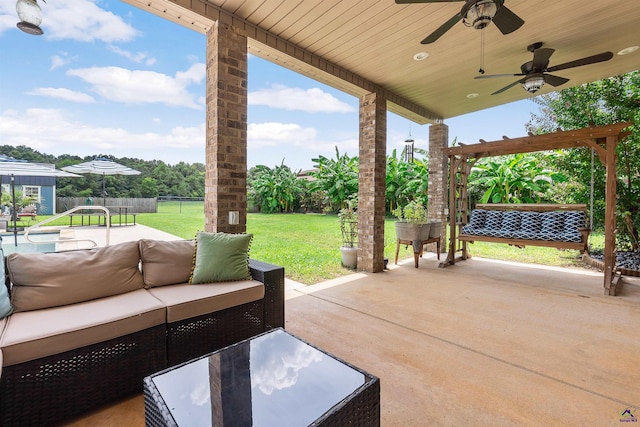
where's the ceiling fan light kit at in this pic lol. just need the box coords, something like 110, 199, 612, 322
16, 0, 43, 35
462, 0, 499, 30
522, 75, 545, 93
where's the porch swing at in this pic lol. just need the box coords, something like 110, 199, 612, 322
440, 122, 631, 296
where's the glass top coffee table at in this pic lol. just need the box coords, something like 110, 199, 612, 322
144, 328, 380, 426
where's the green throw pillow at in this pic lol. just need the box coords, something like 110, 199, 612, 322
190, 232, 252, 284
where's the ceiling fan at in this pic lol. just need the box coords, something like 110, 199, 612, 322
475, 42, 614, 95
395, 0, 524, 44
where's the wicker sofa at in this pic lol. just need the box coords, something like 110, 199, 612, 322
0, 237, 285, 426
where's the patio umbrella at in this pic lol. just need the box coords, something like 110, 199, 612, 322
61, 158, 141, 206
0, 159, 81, 246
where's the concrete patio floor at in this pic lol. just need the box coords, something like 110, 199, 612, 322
285, 256, 640, 426
63, 227, 640, 426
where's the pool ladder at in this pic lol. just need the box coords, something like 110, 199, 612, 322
22, 205, 111, 249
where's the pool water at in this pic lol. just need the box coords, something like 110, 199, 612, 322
1, 232, 60, 255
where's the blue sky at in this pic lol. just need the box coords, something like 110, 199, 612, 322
0, 0, 541, 171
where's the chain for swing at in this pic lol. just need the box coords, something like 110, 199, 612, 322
590, 147, 595, 231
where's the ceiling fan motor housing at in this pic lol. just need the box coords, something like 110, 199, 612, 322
462, 0, 503, 30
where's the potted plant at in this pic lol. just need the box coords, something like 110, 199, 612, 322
393, 200, 430, 242
338, 200, 358, 269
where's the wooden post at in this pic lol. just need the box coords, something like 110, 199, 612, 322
441, 154, 459, 267
603, 135, 618, 295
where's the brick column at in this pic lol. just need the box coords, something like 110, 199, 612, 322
205, 22, 248, 233
428, 123, 449, 248
358, 92, 387, 273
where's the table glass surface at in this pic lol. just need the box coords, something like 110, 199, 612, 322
151, 329, 366, 426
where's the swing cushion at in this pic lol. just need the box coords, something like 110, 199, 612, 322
539, 212, 565, 241
483, 211, 503, 237
462, 208, 587, 244
562, 211, 586, 243
461, 209, 487, 235
497, 211, 521, 238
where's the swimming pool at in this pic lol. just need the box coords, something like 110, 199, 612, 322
1, 232, 60, 255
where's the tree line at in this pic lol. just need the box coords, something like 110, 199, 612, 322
0, 147, 205, 199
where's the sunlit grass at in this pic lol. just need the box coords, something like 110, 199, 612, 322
136, 202, 416, 284
36, 201, 601, 284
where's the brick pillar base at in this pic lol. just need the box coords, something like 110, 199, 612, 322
358, 92, 386, 273
428, 123, 449, 249
205, 21, 248, 233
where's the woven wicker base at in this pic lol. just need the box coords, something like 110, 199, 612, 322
166, 300, 264, 366
0, 325, 166, 426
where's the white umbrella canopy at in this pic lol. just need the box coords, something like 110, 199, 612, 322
0, 161, 81, 178
0, 158, 81, 246
62, 158, 141, 205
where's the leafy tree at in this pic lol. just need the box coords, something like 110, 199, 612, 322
297, 179, 326, 213
248, 162, 303, 213
469, 153, 566, 204
140, 177, 159, 198
528, 71, 640, 248
309, 147, 359, 212
386, 148, 428, 213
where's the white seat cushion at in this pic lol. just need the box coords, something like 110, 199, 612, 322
148, 280, 264, 323
0, 289, 165, 366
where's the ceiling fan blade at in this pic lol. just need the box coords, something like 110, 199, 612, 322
492, 6, 525, 35
546, 51, 614, 72
475, 73, 524, 79
491, 78, 526, 95
421, 13, 462, 44
396, 0, 464, 3
544, 74, 570, 87
532, 48, 555, 70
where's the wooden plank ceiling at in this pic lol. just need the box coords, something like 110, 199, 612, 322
122, 0, 640, 124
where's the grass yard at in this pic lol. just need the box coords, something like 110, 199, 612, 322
37, 201, 600, 284
135, 201, 417, 284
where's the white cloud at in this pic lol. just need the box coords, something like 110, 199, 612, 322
50, 53, 72, 70
44, 0, 138, 43
107, 45, 156, 65
247, 122, 359, 159
0, 0, 137, 41
27, 87, 96, 103
0, 5, 16, 35
66, 64, 205, 109
190, 383, 210, 407
175, 63, 206, 85
249, 84, 355, 113
248, 122, 317, 149
0, 108, 205, 158
250, 332, 323, 396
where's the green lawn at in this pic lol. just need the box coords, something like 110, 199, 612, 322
38, 201, 600, 284
134, 201, 416, 284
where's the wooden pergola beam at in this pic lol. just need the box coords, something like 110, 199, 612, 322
444, 122, 631, 158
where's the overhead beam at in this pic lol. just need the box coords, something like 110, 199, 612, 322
121, 0, 441, 124
444, 122, 632, 157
